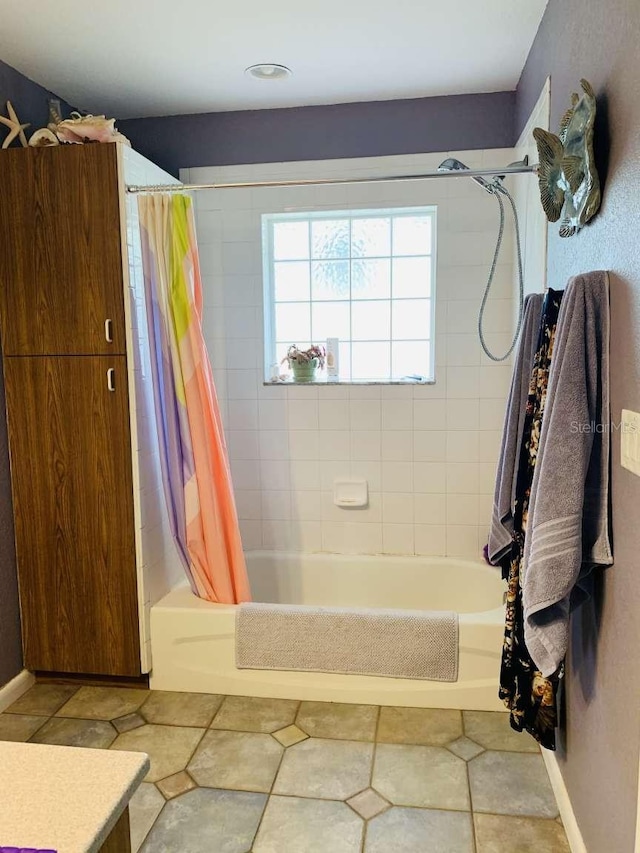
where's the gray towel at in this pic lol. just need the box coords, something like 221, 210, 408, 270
523, 271, 612, 676
488, 293, 545, 564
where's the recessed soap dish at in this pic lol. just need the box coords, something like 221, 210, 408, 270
333, 478, 368, 508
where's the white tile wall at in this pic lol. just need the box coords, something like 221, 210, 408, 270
513, 81, 550, 300
182, 148, 519, 559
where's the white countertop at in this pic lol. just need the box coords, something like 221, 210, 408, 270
0, 741, 149, 853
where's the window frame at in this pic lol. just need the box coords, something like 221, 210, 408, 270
262, 205, 437, 384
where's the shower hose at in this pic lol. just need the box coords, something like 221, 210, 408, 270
478, 185, 524, 362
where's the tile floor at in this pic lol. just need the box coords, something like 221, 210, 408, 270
0, 685, 570, 852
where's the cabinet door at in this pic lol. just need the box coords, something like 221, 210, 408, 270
0, 145, 127, 356
4, 355, 141, 676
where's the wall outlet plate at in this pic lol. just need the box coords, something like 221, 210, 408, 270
620, 409, 640, 476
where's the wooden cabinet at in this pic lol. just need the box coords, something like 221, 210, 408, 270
3, 356, 140, 675
0, 145, 127, 356
0, 144, 147, 678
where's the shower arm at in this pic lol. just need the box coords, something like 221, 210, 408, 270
126, 163, 539, 194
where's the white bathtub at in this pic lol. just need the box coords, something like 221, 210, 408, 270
150, 551, 506, 711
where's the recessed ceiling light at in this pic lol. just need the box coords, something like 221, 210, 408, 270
245, 63, 292, 81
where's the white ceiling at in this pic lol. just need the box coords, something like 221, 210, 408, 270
0, 0, 547, 119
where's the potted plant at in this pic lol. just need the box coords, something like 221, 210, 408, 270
282, 344, 326, 383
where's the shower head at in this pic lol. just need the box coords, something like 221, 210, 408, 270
436, 156, 531, 195
437, 157, 495, 193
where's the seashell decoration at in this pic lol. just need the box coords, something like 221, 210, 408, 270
52, 111, 130, 145
533, 79, 601, 237
1, 98, 130, 153
28, 128, 59, 147
47, 98, 64, 132
34, 98, 131, 147
0, 101, 30, 149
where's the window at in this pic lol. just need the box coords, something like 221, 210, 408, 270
262, 207, 436, 383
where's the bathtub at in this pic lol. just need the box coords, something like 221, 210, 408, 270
150, 551, 506, 711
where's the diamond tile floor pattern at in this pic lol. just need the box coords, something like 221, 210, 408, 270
0, 685, 571, 852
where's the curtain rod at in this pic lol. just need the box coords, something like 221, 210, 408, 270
126, 163, 539, 194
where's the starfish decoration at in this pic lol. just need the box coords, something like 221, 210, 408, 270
0, 101, 31, 149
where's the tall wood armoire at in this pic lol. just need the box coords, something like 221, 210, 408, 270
0, 143, 182, 678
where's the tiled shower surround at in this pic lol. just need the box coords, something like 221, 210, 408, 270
183, 149, 518, 558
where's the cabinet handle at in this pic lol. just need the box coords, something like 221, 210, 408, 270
107, 368, 115, 392
105, 318, 113, 343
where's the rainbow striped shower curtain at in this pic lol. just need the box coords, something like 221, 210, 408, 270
138, 194, 250, 604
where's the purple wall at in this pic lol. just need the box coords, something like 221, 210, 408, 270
0, 59, 75, 134
0, 60, 76, 688
517, 2, 640, 851
118, 91, 515, 177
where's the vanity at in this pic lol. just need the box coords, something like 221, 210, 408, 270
0, 742, 148, 852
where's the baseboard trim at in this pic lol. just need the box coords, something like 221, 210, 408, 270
542, 749, 587, 853
0, 669, 35, 712
636, 766, 640, 853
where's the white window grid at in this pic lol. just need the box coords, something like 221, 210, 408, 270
262, 206, 437, 383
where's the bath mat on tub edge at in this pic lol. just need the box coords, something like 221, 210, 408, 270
235, 603, 459, 682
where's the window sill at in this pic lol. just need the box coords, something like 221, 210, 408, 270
263, 378, 435, 386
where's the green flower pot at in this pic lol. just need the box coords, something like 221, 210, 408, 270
291, 357, 319, 383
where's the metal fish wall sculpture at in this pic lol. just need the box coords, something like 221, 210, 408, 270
533, 79, 601, 237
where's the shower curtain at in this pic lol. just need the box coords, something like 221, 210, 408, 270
138, 193, 250, 604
